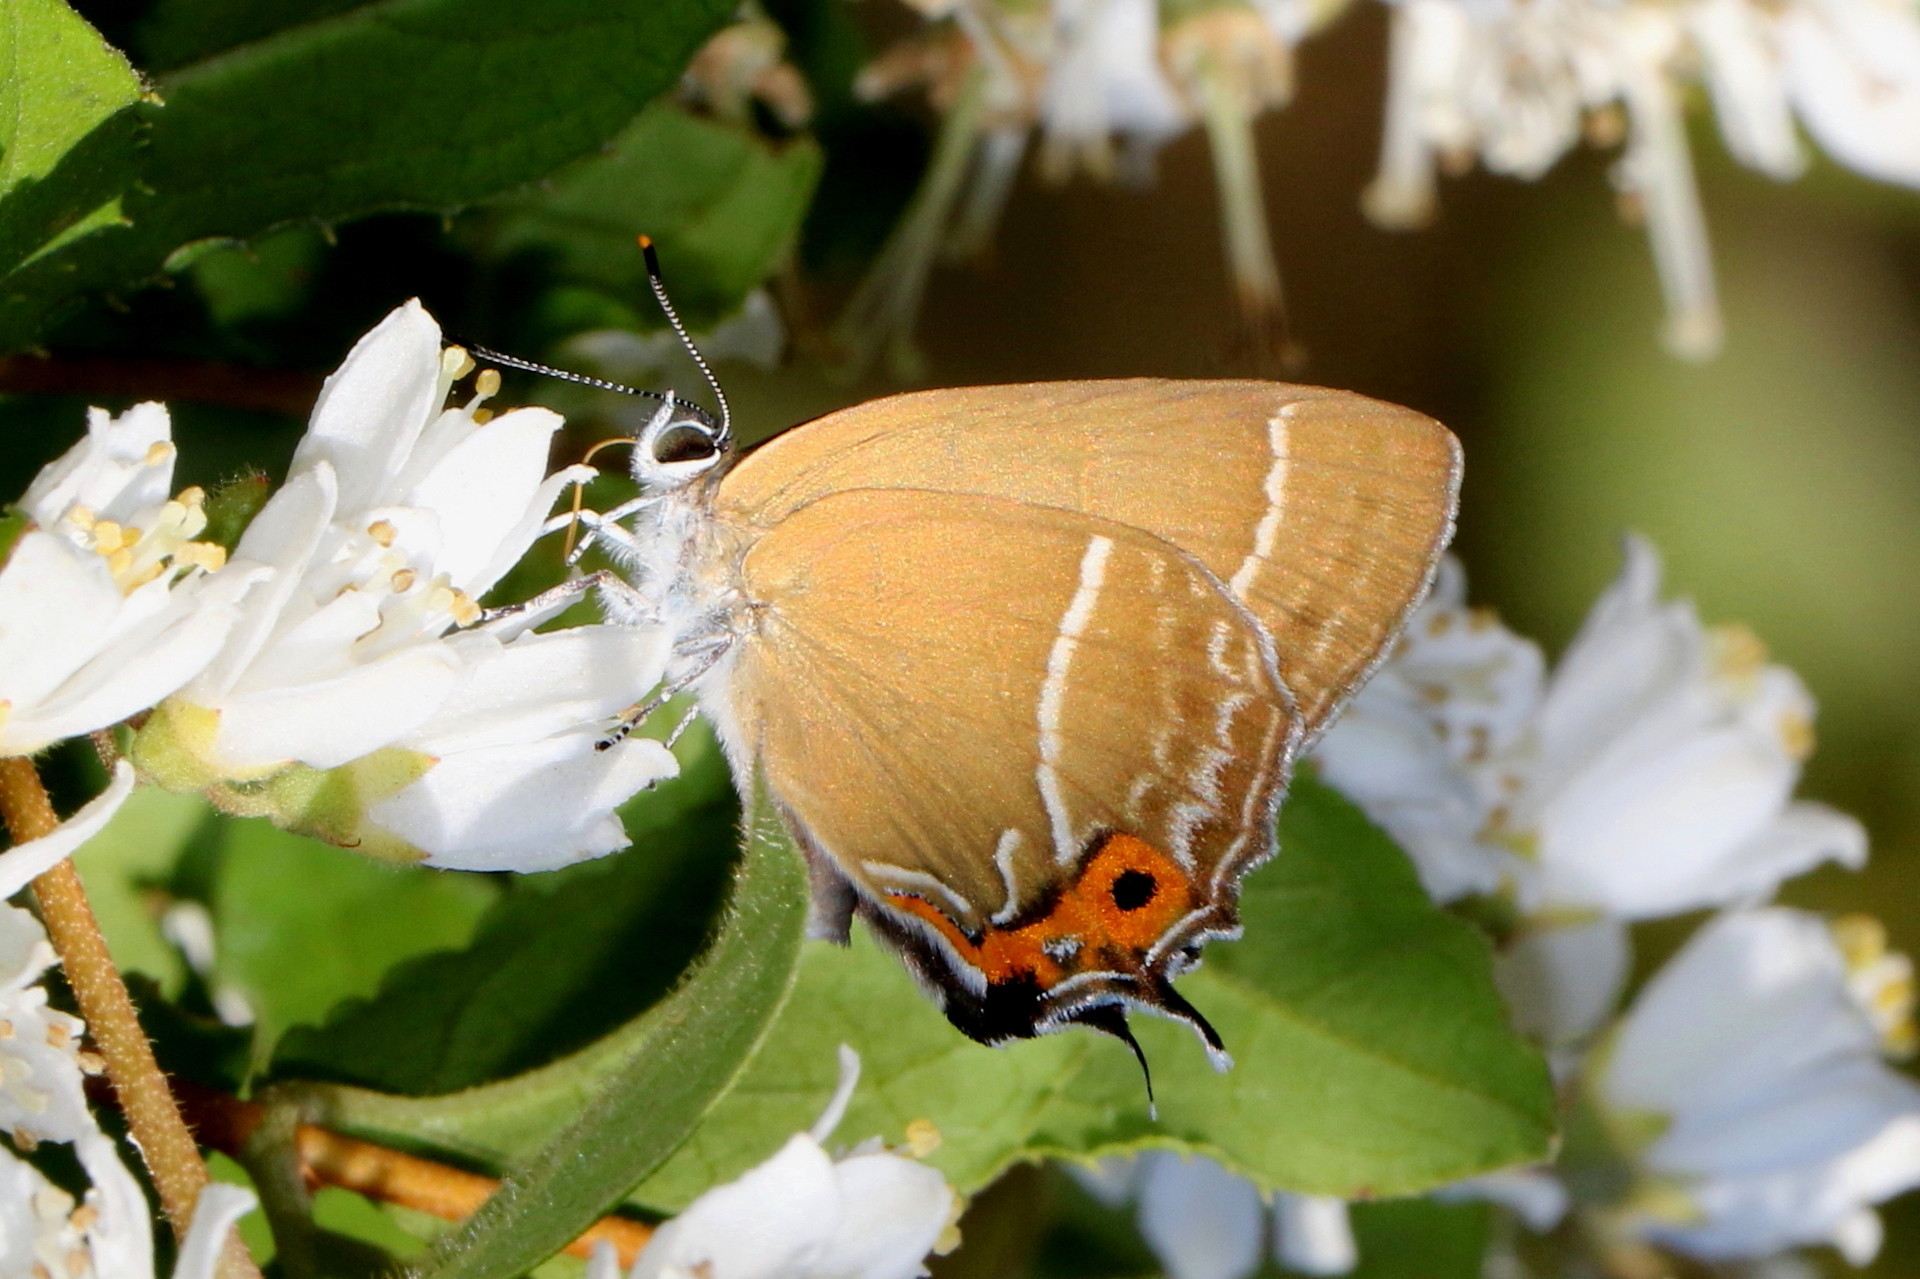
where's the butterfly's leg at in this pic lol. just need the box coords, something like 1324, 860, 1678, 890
472, 570, 657, 629
596, 632, 734, 751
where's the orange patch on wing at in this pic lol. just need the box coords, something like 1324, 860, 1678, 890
886, 833, 1197, 989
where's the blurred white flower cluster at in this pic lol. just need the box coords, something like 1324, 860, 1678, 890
589, 1047, 960, 1279
1301, 541, 1917, 1272
843, 0, 1334, 374
0, 901, 255, 1279
0, 300, 680, 877
849, 0, 1920, 364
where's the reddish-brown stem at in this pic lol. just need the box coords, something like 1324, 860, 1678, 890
0, 756, 261, 1279
178, 1082, 654, 1267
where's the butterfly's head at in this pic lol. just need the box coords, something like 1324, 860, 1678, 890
629, 399, 731, 494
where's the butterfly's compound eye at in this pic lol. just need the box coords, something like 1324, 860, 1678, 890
653, 421, 719, 466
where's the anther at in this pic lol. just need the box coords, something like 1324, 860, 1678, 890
390, 568, 417, 593
143, 440, 174, 466
367, 519, 397, 547
471, 408, 494, 425
442, 347, 471, 380
65, 505, 95, 529
91, 521, 124, 553
903, 1119, 942, 1157
474, 368, 501, 399
178, 486, 206, 507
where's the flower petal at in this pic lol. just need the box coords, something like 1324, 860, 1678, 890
631, 1134, 842, 1279
414, 626, 672, 754
199, 461, 339, 700
0, 532, 127, 720
368, 730, 677, 871
292, 301, 447, 514
1135, 1153, 1265, 1279
7, 562, 268, 753
22, 402, 174, 528
208, 643, 462, 772
823, 1151, 957, 1279
401, 405, 564, 596
1271, 1194, 1356, 1276
0, 762, 134, 901
1782, 0, 1920, 187
170, 1182, 259, 1279
1494, 916, 1630, 1051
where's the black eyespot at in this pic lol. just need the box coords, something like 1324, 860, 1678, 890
1111, 869, 1157, 912
653, 423, 717, 465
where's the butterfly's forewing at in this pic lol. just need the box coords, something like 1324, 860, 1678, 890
716, 380, 1460, 737
717, 487, 1294, 1050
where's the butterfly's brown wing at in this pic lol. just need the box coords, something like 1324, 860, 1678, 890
716, 380, 1460, 739
717, 487, 1294, 1051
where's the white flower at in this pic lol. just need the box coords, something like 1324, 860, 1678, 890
0, 903, 258, 1278
1591, 908, 1920, 1263
1317, 539, 1863, 924
362, 621, 677, 871
1365, 0, 1920, 358
140, 300, 678, 871
1070, 1154, 1358, 1279
594, 1046, 959, 1279
0, 403, 264, 756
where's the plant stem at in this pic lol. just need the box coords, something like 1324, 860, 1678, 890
0, 755, 261, 1279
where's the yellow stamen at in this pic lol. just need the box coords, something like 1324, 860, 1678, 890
1779, 712, 1815, 762
390, 568, 417, 593
449, 590, 481, 627
178, 486, 206, 507
65, 505, 95, 530
1710, 623, 1768, 682
428, 586, 457, 615
143, 440, 175, 467
367, 520, 397, 547
903, 1119, 942, 1157
91, 521, 124, 553
1833, 914, 1887, 968
474, 369, 501, 399
441, 347, 472, 380
106, 548, 132, 578
175, 543, 227, 573
125, 561, 167, 591
471, 408, 494, 426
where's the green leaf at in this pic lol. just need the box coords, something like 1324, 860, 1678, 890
481, 100, 823, 330
0, 0, 736, 351
271, 770, 739, 1095
392, 774, 809, 1279
0, 0, 143, 280
210, 817, 498, 1071
631, 773, 1553, 1208
70, 784, 213, 997
629, 924, 1091, 1212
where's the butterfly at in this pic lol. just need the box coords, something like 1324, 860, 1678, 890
476, 244, 1460, 1073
